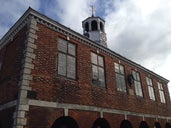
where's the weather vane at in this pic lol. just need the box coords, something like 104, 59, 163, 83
90, 5, 95, 17
90, 0, 95, 17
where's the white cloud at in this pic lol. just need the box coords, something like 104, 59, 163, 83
44, 0, 90, 33
0, 0, 171, 96
0, 0, 40, 38
105, 0, 171, 94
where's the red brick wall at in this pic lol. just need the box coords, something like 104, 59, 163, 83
27, 106, 64, 128
69, 109, 99, 128
0, 26, 27, 104
104, 113, 124, 128
30, 23, 171, 117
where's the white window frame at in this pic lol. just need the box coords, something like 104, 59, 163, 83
57, 38, 76, 79
158, 82, 166, 103
132, 70, 143, 97
146, 77, 155, 101
114, 63, 126, 92
91, 52, 105, 87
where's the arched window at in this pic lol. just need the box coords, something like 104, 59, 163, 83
154, 122, 161, 128
92, 118, 111, 128
91, 20, 98, 31
85, 22, 89, 32
120, 120, 133, 128
100, 22, 104, 32
51, 116, 79, 128
139, 121, 149, 128
166, 123, 171, 128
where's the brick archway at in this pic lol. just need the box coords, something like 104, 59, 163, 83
51, 116, 79, 128
92, 118, 111, 128
139, 121, 149, 128
120, 120, 133, 128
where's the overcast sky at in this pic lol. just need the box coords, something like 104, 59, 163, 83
0, 0, 171, 95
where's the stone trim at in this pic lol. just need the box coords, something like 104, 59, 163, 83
29, 99, 171, 121
0, 100, 17, 111
12, 17, 37, 128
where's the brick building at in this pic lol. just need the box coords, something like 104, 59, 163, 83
0, 7, 171, 128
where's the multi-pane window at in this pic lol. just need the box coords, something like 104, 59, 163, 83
158, 82, 166, 103
146, 77, 155, 101
91, 52, 105, 87
114, 63, 126, 92
132, 70, 143, 97
57, 38, 76, 79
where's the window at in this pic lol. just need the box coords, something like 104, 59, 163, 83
100, 22, 104, 32
85, 22, 89, 32
57, 38, 76, 79
132, 70, 143, 97
158, 82, 166, 103
91, 20, 98, 31
114, 63, 126, 92
146, 77, 155, 101
91, 52, 105, 87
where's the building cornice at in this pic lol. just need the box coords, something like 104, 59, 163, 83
0, 7, 169, 83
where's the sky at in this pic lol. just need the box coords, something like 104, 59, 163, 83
0, 0, 171, 95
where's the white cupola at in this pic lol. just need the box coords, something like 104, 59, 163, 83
82, 7, 107, 47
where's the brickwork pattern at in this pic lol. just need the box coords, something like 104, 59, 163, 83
30, 23, 171, 116
0, 26, 27, 104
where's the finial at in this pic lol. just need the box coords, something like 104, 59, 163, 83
91, 5, 95, 17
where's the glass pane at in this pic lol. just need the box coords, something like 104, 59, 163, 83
137, 73, 140, 81
99, 67, 105, 87
98, 56, 104, 67
158, 83, 160, 89
160, 91, 166, 103
58, 38, 67, 53
132, 71, 136, 80
151, 87, 155, 100
115, 63, 119, 73
91, 53, 97, 64
160, 83, 163, 90
135, 81, 143, 96
67, 56, 76, 79
146, 77, 149, 85
119, 65, 124, 74
116, 74, 121, 90
99, 67, 105, 82
158, 82, 163, 90
68, 43, 76, 56
149, 78, 152, 86
134, 81, 139, 95
92, 65, 98, 80
120, 75, 126, 92
138, 82, 143, 96
58, 53, 66, 76
148, 86, 152, 99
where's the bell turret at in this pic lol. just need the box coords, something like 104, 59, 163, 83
82, 6, 107, 47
